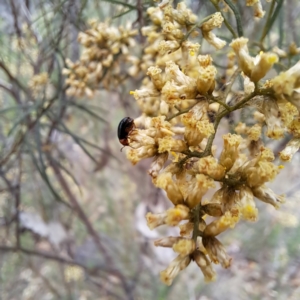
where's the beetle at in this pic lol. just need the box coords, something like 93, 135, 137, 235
118, 117, 136, 150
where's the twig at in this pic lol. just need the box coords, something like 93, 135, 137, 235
260, 0, 276, 44
166, 101, 200, 122
29, 259, 62, 299
15, 154, 22, 249
0, 246, 84, 266
208, 96, 231, 111
182, 14, 214, 41
224, 68, 241, 98
47, 156, 113, 265
223, 0, 243, 37
179, 88, 274, 162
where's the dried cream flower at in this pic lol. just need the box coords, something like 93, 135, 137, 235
206, 188, 225, 205
146, 211, 167, 230
179, 222, 194, 237
197, 156, 225, 180
202, 203, 223, 217
279, 102, 298, 128
246, 0, 258, 6
147, 7, 163, 25
201, 13, 226, 49
162, 21, 184, 40
158, 136, 188, 153
272, 61, 300, 96
288, 117, 300, 137
238, 186, 258, 221
262, 99, 284, 139
160, 255, 191, 286
193, 251, 217, 282
219, 134, 243, 171
279, 138, 300, 161
243, 75, 255, 94
182, 102, 214, 146
181, 41, 201, 58
231, 38, 277, 81
247, 124, 262, 141
204, 211, 237, 236
147, 66, 165, 90
272, 46, 287, 58
249, 1, 265, 18
250, 52, 278, 82
253, 111, 266, 123
185, 174, 215, 208
202, 236, 232, 268
241, 157, 280, 188
161, 62, 198, 102
235, 122, 248, 135
148, 152, 169, 178
196, 65, 217, 94
158, 40, 180, 55
202, 31, 227, 50
230, 37, 254, 78
216, 188, 241, 221
156, 172, 184, 205
252, 185, 285, 209
127, 145, 157, 165
162, 2, 197, 25
198, 55, 213, 68
154, 236, 182, 247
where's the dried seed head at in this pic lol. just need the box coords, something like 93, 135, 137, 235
160, 255, 191, 286
193, 250, 217, 282
202, 236, 232, 268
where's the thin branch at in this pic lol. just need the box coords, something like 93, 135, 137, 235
223, 0, 243, 37
47, 156, 112, 264
260, 0, 284, 44
0, 246, 83, 266
166, 101, 201, 122
29, 260, 62, 299
15, 154, 22, 249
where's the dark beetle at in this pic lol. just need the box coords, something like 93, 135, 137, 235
118, 117, 136, 149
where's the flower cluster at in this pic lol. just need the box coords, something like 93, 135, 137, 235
129, 2, 227, 79
63, 21, 138, 97
28, 72, 50, 98
122, 0, 300, 285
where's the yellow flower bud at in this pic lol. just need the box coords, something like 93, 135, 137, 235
166, 205, 190, 226
173, 239, 196, 256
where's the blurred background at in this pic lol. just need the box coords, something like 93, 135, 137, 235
0, 0, 300, 299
